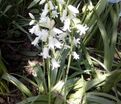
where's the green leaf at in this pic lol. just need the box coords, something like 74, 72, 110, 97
17, 95, 48, 104
103, 70, 121, 92
34, 64, 47, 93
2, 73, 32, 96
0, 57, 7, 76
28, 0, 40, 9
3, 5, 12, 14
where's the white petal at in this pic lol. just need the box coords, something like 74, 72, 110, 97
52, 10, 58, 18
29, 20, 35, 25
29, 13, 35, 19
48, 37, 55, 49
68, 5, 79, 14
41, 47, 50, 59
48, 37, 62, 49
73, 37, 80, 47
39, 0, 46, 5
41, 10, 48, 18
72, 52, 79, 60
53, 27, 63, 34
76, 24, 88, 35
63, 18, 71, 31
60, 9, 67, 22
54, 38, 62, 49
31, 37, 40, 46
48, 1, 54, 10
51, 58, 60, 70
40, 29, 49, 42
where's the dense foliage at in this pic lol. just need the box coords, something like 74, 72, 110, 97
0, 0, 121, 104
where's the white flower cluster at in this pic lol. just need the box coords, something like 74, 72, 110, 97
29, 0, 88, 71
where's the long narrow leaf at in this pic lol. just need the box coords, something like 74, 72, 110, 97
2, 73, 32, 96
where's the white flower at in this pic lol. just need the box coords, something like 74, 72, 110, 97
63, 18, 71, 31
53, 27, 63, 34
68, 5, 79, 14
48, 1, 54, 10
41, 10, 48, 18
48, 37, 62, 49
72, 52, 79, 60
40, 29, 49, 42
32, 29, 48, 42
60, 9, 67, 22
41, 3, 48, 18
57, 32, 67, 40
52, 10, 58, 18
51, 58, 60, 70
41, 47, 50, 59
76, 24, 88, 36
39, 0, 46, 5
54, 38, 62, 49
29, 24, 40, 35
39, 16, 48, 23
31, 36, 40, 46
39, 17, 55, 29
73, 37, 80, 47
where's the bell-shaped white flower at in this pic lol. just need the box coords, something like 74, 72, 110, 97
40, 29, 49, 42
52, 10, 58, 18
41, 3, 48, 18
73, 37, 80, 47
54, 38, 62, 49
48, 1, 54, 10
63, 18, 71, 31
29, 24, 40, 35
53, 27, 63, 34
41, 47, 50, 59
72, 52, 79, 60
48, 37, 62, 49
51, 58, 60, 70
39, 0, 46, 5
39, 17, 55, 29
76, 24, 88, 36
31, 36, 40, 46
60, 9, 67, 22
68, 5, 79, 14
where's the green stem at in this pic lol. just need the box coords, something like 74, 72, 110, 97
64, 34, 73, 103
47, 59, 51, 104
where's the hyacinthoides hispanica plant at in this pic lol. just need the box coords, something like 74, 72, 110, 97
16, 0, 121, 104
28, 0, 88, 103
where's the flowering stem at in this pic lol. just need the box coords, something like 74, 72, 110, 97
64, 34, 73, 103
47, 59, 51, 104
